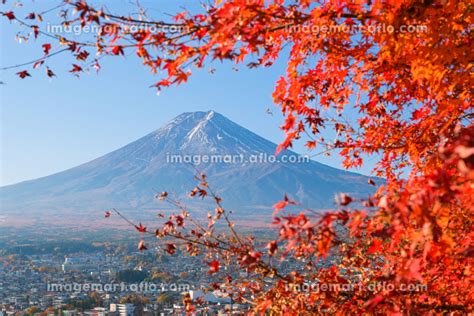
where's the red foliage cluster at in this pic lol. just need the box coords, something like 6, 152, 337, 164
4, 0, 472, 313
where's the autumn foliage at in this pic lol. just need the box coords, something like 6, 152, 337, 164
2, 0, 473, 313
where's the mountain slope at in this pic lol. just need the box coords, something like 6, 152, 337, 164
0, 111, 376, 217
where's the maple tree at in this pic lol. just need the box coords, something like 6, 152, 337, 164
2, 0, 472, 313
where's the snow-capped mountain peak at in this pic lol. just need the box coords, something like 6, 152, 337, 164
0, 111, 378, 221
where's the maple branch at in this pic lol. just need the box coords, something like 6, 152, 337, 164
0, 49, 68, 71
157, 192, 237, 250
111, 208, 232, 253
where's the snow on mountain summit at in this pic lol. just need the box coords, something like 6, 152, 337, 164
148, 110, 277, 155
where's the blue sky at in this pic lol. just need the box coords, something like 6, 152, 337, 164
0, 0, 375, 186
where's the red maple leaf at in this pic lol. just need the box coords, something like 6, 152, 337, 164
46, 68, 56, 78
207, 260, 220, 274
69, 64, 83, 73
111, 45, 124, 56
3, 11, 15, 20
165, 243, 176, 255
33, 60, 44, 69
16, 70, 31, 79
267, 241, 278, 256
138, 240, 147, 251
272, 194, 296, 215
338, 193, 353, 206
42, 43, 51, 55
135, 223, 147, 233
367, 238, 382, 254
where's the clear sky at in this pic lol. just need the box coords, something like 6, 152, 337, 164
0, 0, 375, 186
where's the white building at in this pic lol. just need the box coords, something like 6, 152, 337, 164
61, 257, 96, 272
189, 290, 232, 304
84, 307, 108, 316
110, 303, 134, 316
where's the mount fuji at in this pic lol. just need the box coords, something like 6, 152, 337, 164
0, 111, 376, 222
